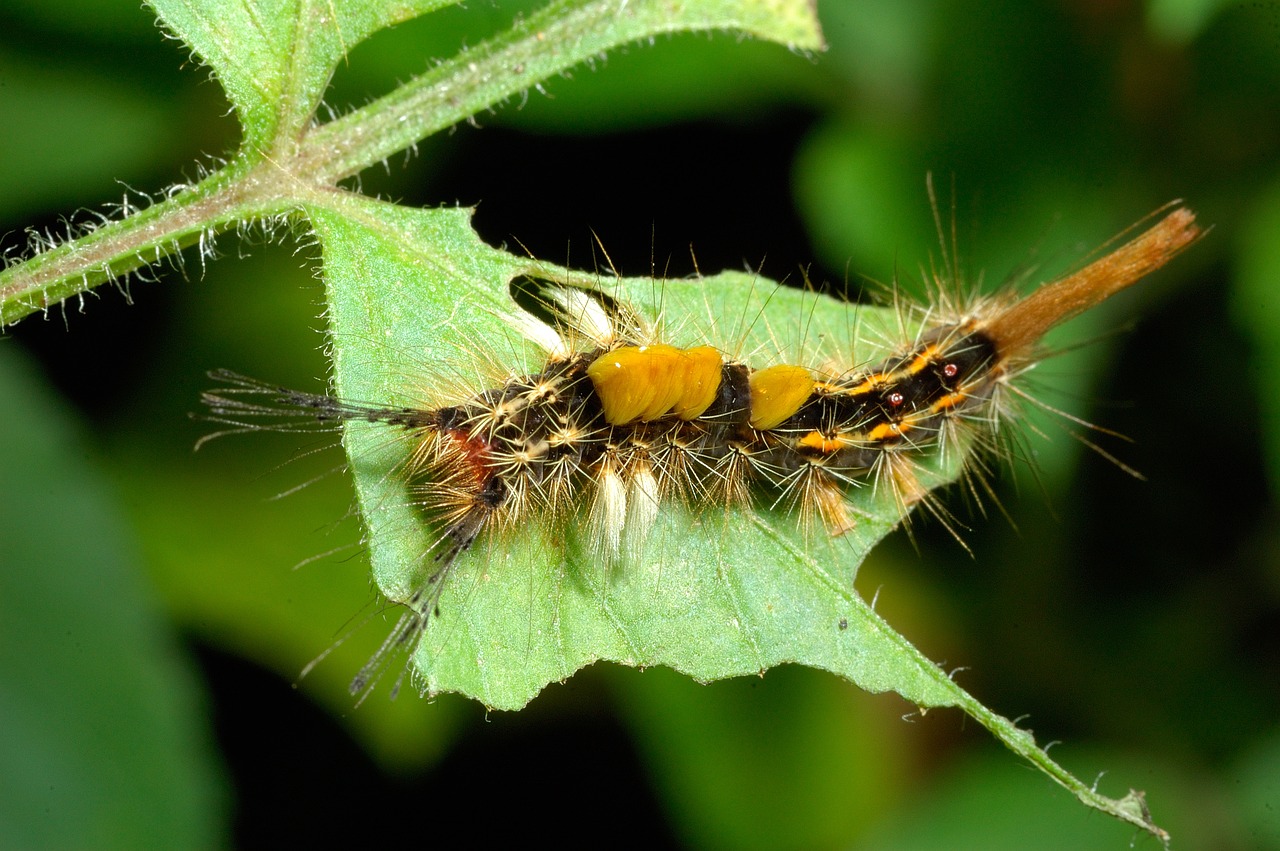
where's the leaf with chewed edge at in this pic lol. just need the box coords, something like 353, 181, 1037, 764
306, 194, 1169, 843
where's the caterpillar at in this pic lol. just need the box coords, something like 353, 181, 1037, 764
200, 204, 1201, 698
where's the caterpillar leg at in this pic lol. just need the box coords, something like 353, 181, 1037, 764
810, 475, 856, 537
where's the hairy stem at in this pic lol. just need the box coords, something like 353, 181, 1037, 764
0, 0, 820, 327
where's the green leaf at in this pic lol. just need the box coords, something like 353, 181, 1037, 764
0, 347, 226, 849
306, 195, 1169, 840
0, 51, 174, 221
310, 197, 936, 705
1146, 0, 1235, 43
149, 0, 460, 147
1232, 726, 1280, 846
1235, 175, 1280, 495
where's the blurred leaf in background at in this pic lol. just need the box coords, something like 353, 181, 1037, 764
2, 0, 1278, 848
0, 345, 226, 848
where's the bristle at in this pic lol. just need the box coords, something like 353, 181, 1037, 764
982, 206, 1201, 357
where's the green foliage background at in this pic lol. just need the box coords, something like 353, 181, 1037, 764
2, 0, 1278, 847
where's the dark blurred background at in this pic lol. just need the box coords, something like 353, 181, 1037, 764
2, 0, 1278, 848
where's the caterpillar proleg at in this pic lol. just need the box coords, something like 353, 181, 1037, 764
200, 204, 1201, 698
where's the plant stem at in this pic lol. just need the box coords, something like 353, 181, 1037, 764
0, 0, 820, 327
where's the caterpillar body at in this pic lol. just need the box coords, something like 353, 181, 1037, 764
201, 205, 1201, 697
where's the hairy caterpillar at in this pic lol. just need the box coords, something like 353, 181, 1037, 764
201, 204, 1201, 698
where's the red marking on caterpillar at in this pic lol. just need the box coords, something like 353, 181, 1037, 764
198, 203, 1201, 699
